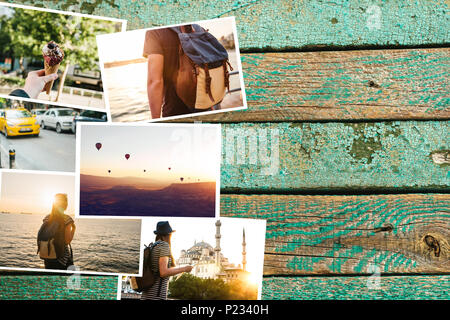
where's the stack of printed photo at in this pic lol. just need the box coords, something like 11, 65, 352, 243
0, 2, 266, 300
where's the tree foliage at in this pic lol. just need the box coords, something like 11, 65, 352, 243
168, 273, 258, 300
0, 6, 120, 70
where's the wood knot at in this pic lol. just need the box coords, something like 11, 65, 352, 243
368, 80, 380, 88
374, 223, 393, 233
424, 235, 440, 257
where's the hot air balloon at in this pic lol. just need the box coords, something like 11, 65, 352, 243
180, 177, 184, 182
143, 169, 146, 173
108, 170, 111, 174
125, 154, 130, 160
168, 167, 171, 170
95, 143, 102, 151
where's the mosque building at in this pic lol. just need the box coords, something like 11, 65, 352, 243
176, 220, 249, 282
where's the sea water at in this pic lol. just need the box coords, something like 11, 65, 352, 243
0, 212, 141, 274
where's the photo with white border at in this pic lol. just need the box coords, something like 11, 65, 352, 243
0, 170, 143, 277
76, 122, 221, 219
120, 217, 266, 300
0, 2, 127, 111
97, 16, 247, 123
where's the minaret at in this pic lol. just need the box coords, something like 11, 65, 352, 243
242, 228, 247, 272
215, 220, 222, 266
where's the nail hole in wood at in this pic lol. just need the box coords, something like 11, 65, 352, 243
368, 80, 380, 88
424, 235, 441, 257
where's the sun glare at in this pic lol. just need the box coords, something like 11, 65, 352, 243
246, 272, 260, 286
44, 192, 55, 210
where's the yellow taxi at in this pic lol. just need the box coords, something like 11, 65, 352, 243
0, 108, 40, 138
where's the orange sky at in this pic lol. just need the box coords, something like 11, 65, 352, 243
80, 124, 221, 185
0, 172, 75, 215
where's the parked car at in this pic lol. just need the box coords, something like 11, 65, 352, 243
71, 109, 107, 133
31, 109, 47, 125
0, 108, 40, 138
40, 108, 78, 133
66, 64, 102, 90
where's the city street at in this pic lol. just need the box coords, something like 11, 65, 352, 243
0, 127, 75, 172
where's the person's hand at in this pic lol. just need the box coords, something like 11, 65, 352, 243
23, 69, 59, 99
184, 265, 193, 273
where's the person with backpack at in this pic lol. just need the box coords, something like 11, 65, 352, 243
143, 24, 232, 119
140, 221, 192, 300
37, 193, 76, 270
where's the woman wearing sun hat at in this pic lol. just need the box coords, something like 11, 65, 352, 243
141, 221, 193, 300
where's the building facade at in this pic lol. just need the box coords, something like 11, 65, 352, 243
177, 220, 249, 282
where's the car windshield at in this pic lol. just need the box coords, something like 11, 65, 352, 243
6, 110, 32, 118
80, 110, 105, 119
57, 110, 75, 116
34, 110, 46, 115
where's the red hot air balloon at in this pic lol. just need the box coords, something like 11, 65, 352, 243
168, 167, 171, 170
125, 154, 130, 160
95, 143, 102, 151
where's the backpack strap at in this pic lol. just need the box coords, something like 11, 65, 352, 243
204, 63, 215, 102
69, 243, 73, 260
150, 241, 166, 298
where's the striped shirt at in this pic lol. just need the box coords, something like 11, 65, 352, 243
43, 214, 74, 266
141, 241, 172, 300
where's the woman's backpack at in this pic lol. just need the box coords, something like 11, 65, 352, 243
130, 242, 160, 292
37, 218, 64, 260
170, 24, 233, 110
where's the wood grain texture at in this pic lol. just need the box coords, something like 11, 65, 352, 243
262, 275, 450, 299
220, 121, 450, 192
7, 0, 450, 50
221, 194, 450, 275
0, 275, 117, 300
168, 48, 450, 122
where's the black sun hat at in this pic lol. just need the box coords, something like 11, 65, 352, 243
154, 221, 175, 235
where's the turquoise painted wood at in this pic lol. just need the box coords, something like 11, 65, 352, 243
0, 275, 117, 300
8, 0, 450, 50
1, 274, 448, 300
172, 48, 450, 122
220, 121, 450, 192
262, 275, 450, 300
221, 194, 450, 275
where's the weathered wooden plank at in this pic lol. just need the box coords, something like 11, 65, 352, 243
221, 194, 450, 275
169, 48, 450, 122
220, 121, 450, 192
262, 275, 450, 300
0, 274, 117, 300
9, 0, 450, 50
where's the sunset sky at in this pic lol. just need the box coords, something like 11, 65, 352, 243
97, 17, 236, 63
0, 172, 75, 215
79, 124, 221, 184
141, 217, 266, 286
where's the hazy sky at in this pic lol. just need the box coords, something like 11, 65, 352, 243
80, 124, 221, 184
0, 172, 75, 215
141, 217, 266, 284
97, 17, 236, 63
